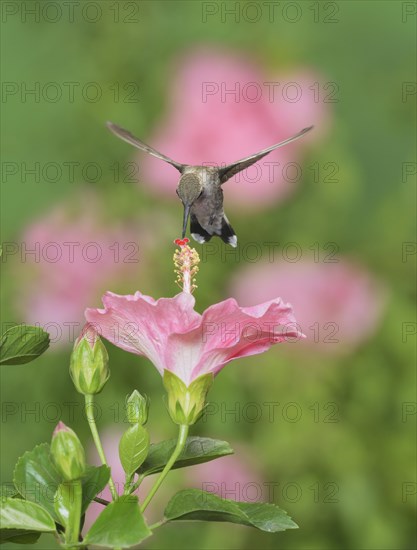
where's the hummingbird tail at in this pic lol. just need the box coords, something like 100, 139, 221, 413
190, 214, 213, 244
190, 213, 237, 248
220, 215, 237, 248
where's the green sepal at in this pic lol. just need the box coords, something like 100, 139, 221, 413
126, 390, 150, 425
70, 334, 110, 395
163, 371, 213, 425
50, 423, 86, 481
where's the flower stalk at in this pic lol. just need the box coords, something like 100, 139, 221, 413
64, 480, 82, 549
140, 424, 189, 512
84, 394, 118, 501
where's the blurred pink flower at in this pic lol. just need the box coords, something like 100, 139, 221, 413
85, 290, 303, 386
83, 429, 124, 533
185, 445, 263, 503
139, 48, 328, 208
230, 259, 386, 355
15, 197, 143, 347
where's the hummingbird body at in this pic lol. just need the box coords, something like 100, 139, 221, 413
107, 121, 313, 246
178, 166, 237, 247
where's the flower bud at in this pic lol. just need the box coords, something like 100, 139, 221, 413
70, 324, 110, 395
163, 370, 213, 426
126, 390, 150, 425
51, 422, 86, 481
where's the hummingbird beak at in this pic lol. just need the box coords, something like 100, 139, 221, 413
182, 203, 191, 239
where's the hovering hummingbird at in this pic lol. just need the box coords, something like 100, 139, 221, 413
107, 121, 313, 247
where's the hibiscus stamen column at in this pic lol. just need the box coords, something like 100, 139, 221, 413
173, 238, 200, 294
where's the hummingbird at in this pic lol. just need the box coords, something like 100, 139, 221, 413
107, 121, 313, 247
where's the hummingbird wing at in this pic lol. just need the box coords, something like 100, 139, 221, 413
107, 122, 185, 172
218, 126, 313, 184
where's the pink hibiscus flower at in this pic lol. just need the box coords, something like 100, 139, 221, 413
85, 243, 303, 386
85, 291, 300, 387
139, 48, 329, 209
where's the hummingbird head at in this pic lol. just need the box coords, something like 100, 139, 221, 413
176, 172, 203, 238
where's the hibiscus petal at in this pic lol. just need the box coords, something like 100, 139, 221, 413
85, 289, 303, 386
85, 291, 201, 375
190, 298, 303, 380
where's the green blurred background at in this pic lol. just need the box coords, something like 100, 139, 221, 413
1, 1, 416, 549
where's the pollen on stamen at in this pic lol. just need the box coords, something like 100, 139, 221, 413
173, 239, 200, 294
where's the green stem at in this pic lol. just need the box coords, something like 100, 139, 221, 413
123, 473, 134, 496
129, 473, 146, 495
93, 496, 110, 506
65, 479, 82, 549
140, 424, 188, 513
84, 394, 118, 501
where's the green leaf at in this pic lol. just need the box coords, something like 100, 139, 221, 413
138, 437, 234, 477
0, 498, 56, 532
0, 483, 19, 500
0, 325, 49, 366
164, 490, 298, 532
13, 443, 61, 522
84, 495, 151, 548
54, 483, 72, 528
119, 425, 150, 477
14, 444, 111, 522
0, 529, 41, 545
81, 465, 110, 513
